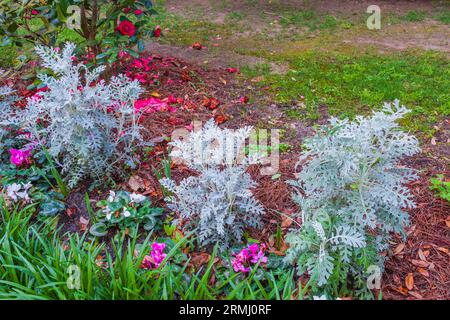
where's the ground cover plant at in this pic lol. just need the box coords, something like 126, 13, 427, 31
0, 0, 449, 302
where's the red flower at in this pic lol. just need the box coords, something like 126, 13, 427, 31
226, 68, 239, 73
203, 97, 220, 110
239, 96, 249, 104
117, 20, 136, 37
153, 25, 162, 38
192, 42, 203, 50
134, 9, 143, 15
31, 9, 39, 15
123, 7, 132, 13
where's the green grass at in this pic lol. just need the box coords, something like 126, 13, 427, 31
401, 10, 427, 22
434, 10, 450, 24
0, 200, 299, 300
279, 10, 339, 31
242, 49, 449, 134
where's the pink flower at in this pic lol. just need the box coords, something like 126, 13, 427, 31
226, 67, 239, 73
134, 97, 169, 113
118, 51, 129, 59
134, 9, 143, 15
9, 148, 32, 166
231, 243, 267, 273
239, 96, 249, 104
31, 9, 39, 15
141, 242, 167, 269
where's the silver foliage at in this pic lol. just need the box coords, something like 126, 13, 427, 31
285, 102, 420, 292
160, 120, 264, 250
3, 43, 146, 187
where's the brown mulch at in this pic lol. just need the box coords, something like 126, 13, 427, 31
126, 52, 449, 300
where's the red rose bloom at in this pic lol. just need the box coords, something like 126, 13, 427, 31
117, 20, 136, 37
153, 25, 162, 38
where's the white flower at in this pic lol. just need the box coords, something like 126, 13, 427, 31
122, 209, 131, 218
103, 207, 112, 221
107, 190, 116, 202
129, 193, 146, 204
6, 182, 31, 203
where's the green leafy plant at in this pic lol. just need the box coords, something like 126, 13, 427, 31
90, 190, 163, 237
429, 174, 450, 201
0, 0, 158, 66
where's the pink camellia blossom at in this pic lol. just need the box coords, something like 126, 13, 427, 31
134, 9, 143, 15
134, 97, 169, 113
231, 243, 267, 273
9, 148, 32, 166
31, 9, 39, 15
141, 242, 167, 269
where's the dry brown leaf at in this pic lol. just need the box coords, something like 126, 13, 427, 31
189, 252, 211, 269
219, 77, 227, 85
281, 216, 293, 229
393, 286, 409, 296
417, 267, 429, 277
79, 216, 89, 231
430, 137, 437, 145
411, 259, 429, 268
405, 273, 414, 290
436, 247, 449, 254
418, 249, 427, 262
445, 216, 450, 228
66, 207, 75, 217
128, 175, 145, 191
409, 291, 423, 299
394, 243, 405, 255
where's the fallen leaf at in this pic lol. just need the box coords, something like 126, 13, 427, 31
431, 137, 437, 145
219, 77, 227, 85
79, 216, 89, 231
446, 216, 450, 228
128, 175, 145, 191
251, 76, 264, 83
417, 267, 429, 277
393, 286, 409, 296
411, 259, 429, 268
214, 115, 228, 124
408, 291, 423, 299
436, 247, 449, 254
394, 243, 405, 255
405, 273, 414, 290
66, 207, 75, 218
189, 252, 211, 268
418, 249, 427, 262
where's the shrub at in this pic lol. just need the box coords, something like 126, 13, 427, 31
160, 120, 265, 250
0, 1, 158, 65
284, 101, 420, 298
90, 190, 163, 236
5, 42, 146, 188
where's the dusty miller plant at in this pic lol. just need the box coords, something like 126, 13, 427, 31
284, 101, 420, 298
4, 43, 146, 187
160, 119, 264, 250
